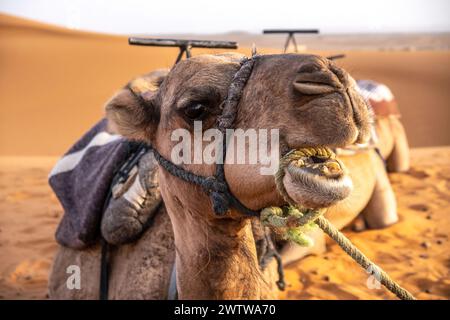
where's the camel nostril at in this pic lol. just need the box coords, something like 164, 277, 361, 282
293, 72, 341, 95
293, 63, 344, 95
293, 81, 336, 95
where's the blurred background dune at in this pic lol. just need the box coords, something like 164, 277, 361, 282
0, 13, 449, 156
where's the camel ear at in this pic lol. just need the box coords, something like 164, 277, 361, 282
105, 69, 168, 141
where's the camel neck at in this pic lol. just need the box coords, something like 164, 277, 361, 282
160, 175, 266, 299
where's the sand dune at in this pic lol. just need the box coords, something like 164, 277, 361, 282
0, 14, 259, 156
0, 13, 450, 156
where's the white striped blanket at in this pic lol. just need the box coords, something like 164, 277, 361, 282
49, 119, 140, 249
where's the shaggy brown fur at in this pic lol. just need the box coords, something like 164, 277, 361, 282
49, 206, 175, 299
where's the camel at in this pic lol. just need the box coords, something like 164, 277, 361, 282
49, 53, 399, 299
371, 103, 410, 173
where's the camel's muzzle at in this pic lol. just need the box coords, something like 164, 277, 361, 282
279, 147, 353, 209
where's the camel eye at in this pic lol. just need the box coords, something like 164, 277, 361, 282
184, 103, 207, 120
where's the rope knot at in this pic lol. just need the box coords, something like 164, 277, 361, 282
210, 191, 230, 215
201, 176, 227, 193
201, 177, 230, 215
260, 206, 324, 247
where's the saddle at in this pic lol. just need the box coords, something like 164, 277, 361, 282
356, 79, 401, 118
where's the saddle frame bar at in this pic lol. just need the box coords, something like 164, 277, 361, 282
129, 37, 238, 63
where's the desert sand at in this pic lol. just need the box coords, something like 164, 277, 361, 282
0, 14, 449, 300
0, 148, 448, 300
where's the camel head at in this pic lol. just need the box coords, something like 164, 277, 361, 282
106, 53, 372, 217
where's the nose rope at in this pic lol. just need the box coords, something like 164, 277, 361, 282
261, 149, 416, 300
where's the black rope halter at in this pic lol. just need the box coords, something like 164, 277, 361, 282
150, 56, 260, 217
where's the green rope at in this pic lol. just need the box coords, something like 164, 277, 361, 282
261, 148, 416, 300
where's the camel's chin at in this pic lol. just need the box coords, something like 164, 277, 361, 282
281, 149, 353, 209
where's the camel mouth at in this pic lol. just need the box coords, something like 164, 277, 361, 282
281, 147, 353, 209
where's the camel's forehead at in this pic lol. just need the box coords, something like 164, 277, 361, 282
169, 53, 244, 77
159, 53, 338, 102
160, 54, 244, 99
167, 53, 331, 80
255, 53, 332, 71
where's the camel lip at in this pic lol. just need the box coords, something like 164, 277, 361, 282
281, 146, 352, 207
286, 161, 346, 184
281, 147, 344, 179
287, 157, 344, 180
